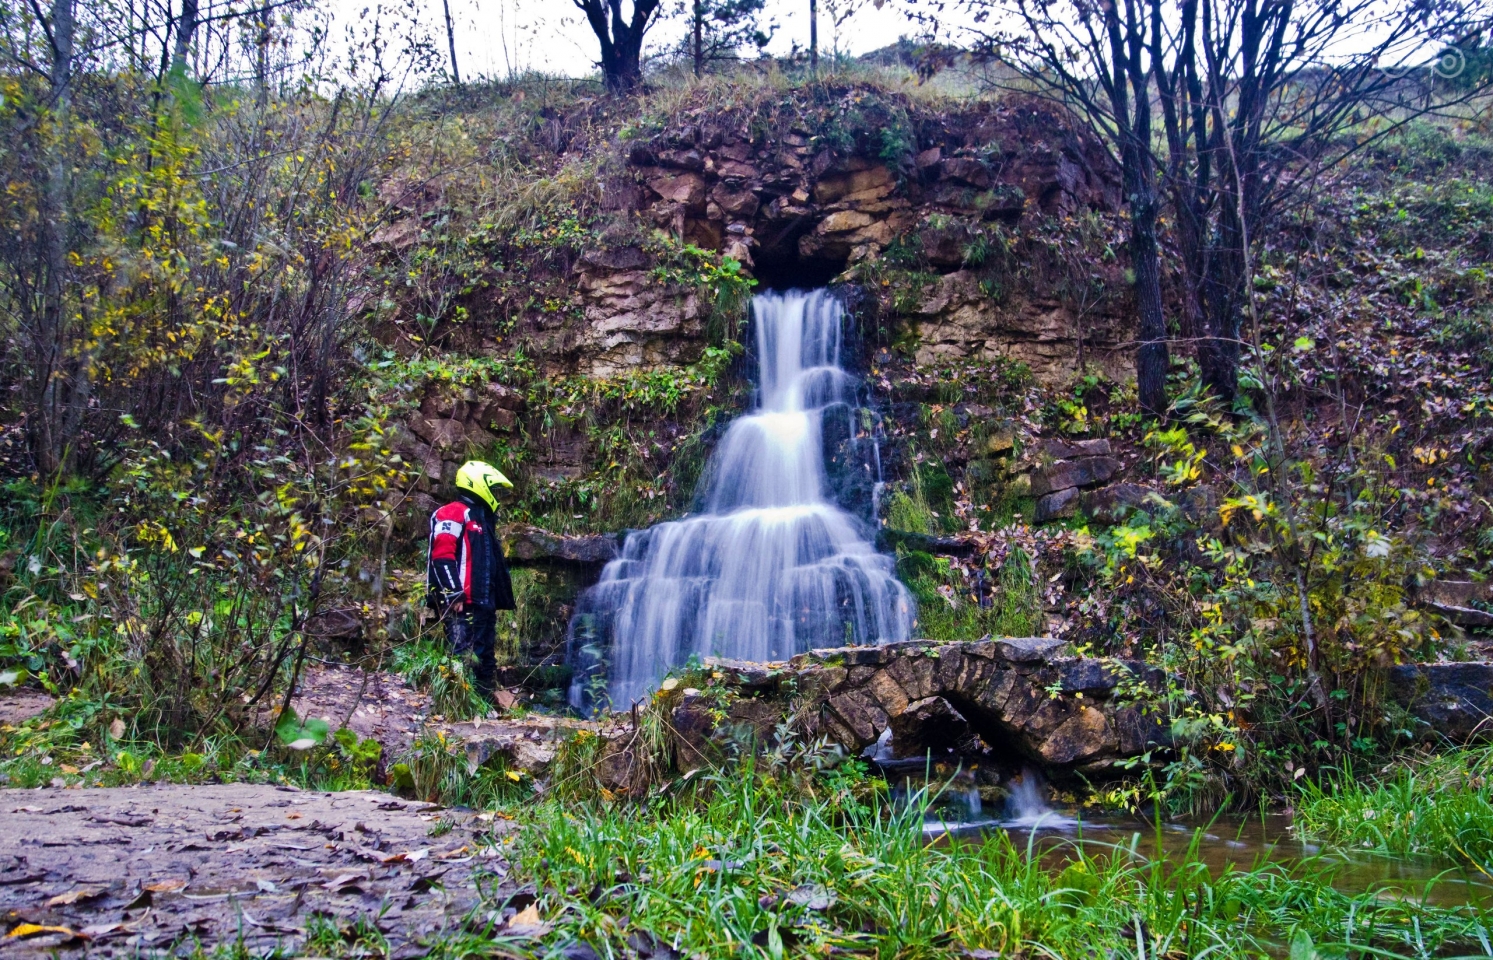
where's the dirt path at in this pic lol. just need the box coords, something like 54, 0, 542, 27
0, 783, 516, 956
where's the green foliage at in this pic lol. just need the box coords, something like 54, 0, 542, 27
647, 232, 757, 344
274, 707, 331, 751
1296, 748, 1493, 869
389, 731, 530, 807
1068, 393, 1435, 809
899, 545, 1043, 641
393, 636, 489, 719
504, 770, 1493, 959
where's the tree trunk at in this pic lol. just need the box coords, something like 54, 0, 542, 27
442, 0, 462, 85
574, 0, 655, 94
1130, 188, 1170, 418
255, 0, 271, 108
809, 0, 819, 74
171, 0, 198, 73
28, 0, 76, 477
1199, 189, 1245, 404
693, 0, 704, 77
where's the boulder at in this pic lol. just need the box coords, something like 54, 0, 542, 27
646, 171, 707, 209
1038, 437, 1112, 459
411, 417, 466, 451
1417, 581, 1493, 629
1080, 483, 1154, 525
1421, 581, 1493, 607
1035, 487, 1080, 522
817, 210, 876, 234
1386, 662, 1493, 742
502, 525, 622, 566
939, 157, 993, 190
1030, 456, 1121, 496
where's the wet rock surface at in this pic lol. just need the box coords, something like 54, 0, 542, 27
792, 639, 1170, 771
1386, 662, 1493, 742
0, 784, 507, 957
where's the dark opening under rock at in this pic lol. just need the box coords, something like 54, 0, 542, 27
889, 696, 975, 758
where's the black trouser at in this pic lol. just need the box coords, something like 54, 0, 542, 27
446, 605, 496, 699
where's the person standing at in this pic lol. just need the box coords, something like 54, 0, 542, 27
427, 461, 516, 704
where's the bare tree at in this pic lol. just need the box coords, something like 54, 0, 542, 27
1154, 0, 1488, 402
574, 0, 665, 93
961, 0, 1172, 414
810, 0, 818, 73
953, 0, 1489, 406
442, 0, 461, 84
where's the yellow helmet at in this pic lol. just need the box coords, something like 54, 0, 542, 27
455, 460, 512, 512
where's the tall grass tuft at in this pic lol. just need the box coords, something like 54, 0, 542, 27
502, 770, 1493, 959
1297, 748, 1493, 870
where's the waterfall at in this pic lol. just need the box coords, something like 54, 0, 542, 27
568, 289, 915, 711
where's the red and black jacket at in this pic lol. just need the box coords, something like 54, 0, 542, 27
427, 492, 516, 611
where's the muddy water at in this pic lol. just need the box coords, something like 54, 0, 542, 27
926, 806, 1493, 910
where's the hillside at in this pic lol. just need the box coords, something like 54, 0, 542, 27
2, 51, 1493, 958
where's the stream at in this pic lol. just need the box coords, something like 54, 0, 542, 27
915, 772, 1493, 910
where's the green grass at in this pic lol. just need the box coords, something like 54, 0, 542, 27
1296, 748, 1493, 870
898, 546, 1043, 642
496, 768, 1493, 959
392, 635, 490, 719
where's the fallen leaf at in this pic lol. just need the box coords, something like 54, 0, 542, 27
504, 904, 551, 938
145, 879, 188, 894
78, 921, 135, 939
371, 848, 429, 864
786, 883, 836, 911
47, 887, 106, 907
323, 873, 366, 891
108, 719, 126, 740
6, 923, 77, 939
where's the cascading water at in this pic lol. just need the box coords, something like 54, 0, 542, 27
568, 289, 915, 711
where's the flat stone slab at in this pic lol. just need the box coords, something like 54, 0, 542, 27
502, 524, 621, 565
0, 783, 508, 957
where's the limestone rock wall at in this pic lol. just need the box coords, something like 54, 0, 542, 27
567, 95, 1131, 385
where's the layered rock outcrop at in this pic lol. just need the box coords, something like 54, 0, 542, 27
390, 381, 527, 499
573, 95, 1131, 384
1386, 661, 1493, 742
791, 638, 1169, 771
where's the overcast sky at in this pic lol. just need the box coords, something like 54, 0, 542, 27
312, 0, 1455, 90
398, 0, 938, 82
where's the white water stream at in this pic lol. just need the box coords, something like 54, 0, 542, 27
569, 289, 914, 710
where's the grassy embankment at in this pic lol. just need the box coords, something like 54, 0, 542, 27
1297, 746, 1493, 872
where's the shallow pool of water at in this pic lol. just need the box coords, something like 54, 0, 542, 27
926, 808, 1493, 910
